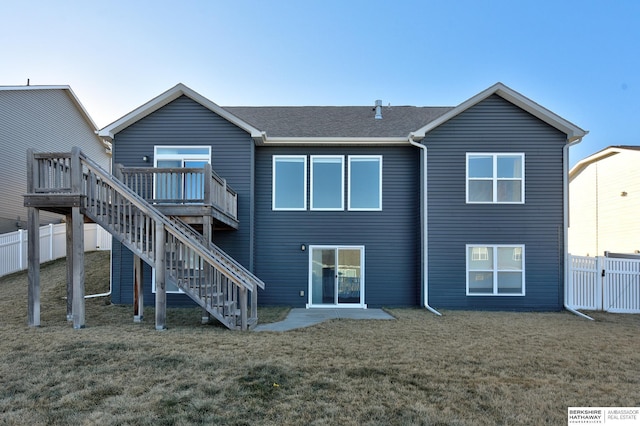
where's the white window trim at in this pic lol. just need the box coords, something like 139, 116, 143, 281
310, 155, 345, 211
348, 155, 383, 211
272, 155, 307, 211
466, 244, 526, 296
466, 153, 525, 204
154, 145, 211, 165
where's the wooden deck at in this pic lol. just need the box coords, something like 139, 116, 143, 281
24, 148, 263, 331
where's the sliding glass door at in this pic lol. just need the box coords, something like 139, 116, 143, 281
154, 146, 211, 202
309, 246, 364, 307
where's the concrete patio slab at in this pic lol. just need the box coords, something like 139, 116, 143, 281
254, 308, 395, 332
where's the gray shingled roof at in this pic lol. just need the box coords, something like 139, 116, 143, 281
224, 106, 454, 138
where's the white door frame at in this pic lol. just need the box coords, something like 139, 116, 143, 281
307, 245, 366, 308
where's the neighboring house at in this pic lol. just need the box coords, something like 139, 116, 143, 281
569, 146, 640, 256
0, 85, 110, 233
98, 82, 587, 312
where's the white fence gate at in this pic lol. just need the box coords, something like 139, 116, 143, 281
568, 254, 640, 313
0, 223, 111, 278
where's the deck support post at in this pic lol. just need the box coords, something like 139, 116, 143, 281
26, 149, 40, 327
133, 254, 144, 322
155, 221, 166, 330
251, 286, 258, 323
240, 287, 248, 331
201, 212, 212, 324
71, 206, 85, 329
70, 147, 85, 329
65, 213, 73, 321
27, 207, 40, 327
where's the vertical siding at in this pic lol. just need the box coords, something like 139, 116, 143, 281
426, 95, 567, 310
254, 146, 420, 307
111, 95, 253, 305
0, 89, 108, 233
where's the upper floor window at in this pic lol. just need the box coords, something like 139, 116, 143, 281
311, 156, 344, 210
466, 153, 524, 203
273, 155, 307, 210
467, 244, 525, 296
348, 156, 382, 210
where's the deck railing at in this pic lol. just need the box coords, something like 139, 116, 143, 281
117, 164, 238, 221
30, 152, 74, 193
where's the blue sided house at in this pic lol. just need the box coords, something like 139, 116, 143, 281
97, 82, 587, 318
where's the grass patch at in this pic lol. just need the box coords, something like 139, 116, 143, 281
256, 306, 291, 324
0, 251, 639, 424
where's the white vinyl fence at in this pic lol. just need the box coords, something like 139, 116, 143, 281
0, 223, 111, 278
568, 254, 640, 313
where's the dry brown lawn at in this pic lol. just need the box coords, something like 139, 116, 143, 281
0, 251, 638, 425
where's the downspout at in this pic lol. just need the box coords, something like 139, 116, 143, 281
409, 134, 442, 316
85, 287, 112, 299
563, 138, 593, 320
63, 249, 112, 299
84, 234, 113, 298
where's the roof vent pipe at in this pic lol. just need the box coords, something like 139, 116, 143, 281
374, 100, 382, 119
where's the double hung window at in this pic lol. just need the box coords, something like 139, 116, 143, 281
467, 153, 524, 203
466, 245, 525, 295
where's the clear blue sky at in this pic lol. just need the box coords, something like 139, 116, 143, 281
2, 0, 639, 165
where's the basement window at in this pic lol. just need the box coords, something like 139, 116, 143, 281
466, 245, 525, 296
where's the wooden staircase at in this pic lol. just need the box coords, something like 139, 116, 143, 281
24, 147, 264, 330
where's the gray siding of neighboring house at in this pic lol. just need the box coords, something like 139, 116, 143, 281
111, 95, 254, 306
426, 95, 566, 310
254, 146, 420, 307
0, 88, 108, 233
